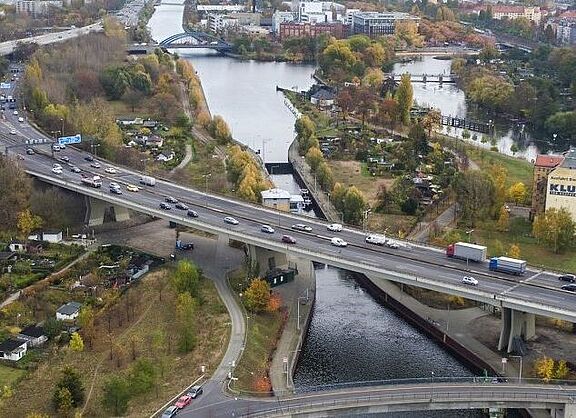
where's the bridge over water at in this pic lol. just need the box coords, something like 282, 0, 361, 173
389, 73, 457, 83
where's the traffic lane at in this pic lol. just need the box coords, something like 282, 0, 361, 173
506, 283, 576, 306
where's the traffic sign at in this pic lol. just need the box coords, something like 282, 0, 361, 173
0, 82, 11, 89
58, 134, 82, 145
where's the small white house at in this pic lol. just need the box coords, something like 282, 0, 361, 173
157, 151, 175, 162
56, 301, 82, 321
17, 325, 48, 347
0, 339, 27, 361
310, 88, 335, 108
261, 188, 292, 212
8, 241, 26, 252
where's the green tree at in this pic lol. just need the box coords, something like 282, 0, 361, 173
0, 157, 32, 235
55, 367, 84, 407
244, 278, 271, 313
343, 186, 368, 225
69, 332, 84, 352
532, 208, 576, 253
454, 172, 495, 226
468, 75, 514, 111
554, 360, 569, 380
395, 74, 413, 125
129, 358, 157, 395
172, 260, 201, 299
53, 387, 73, 416
102, 375, 131, 415
176, 292, 196, 353
100, 66, 131, 100
316, 161, 335, 192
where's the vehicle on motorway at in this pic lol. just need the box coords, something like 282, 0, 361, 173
174, 395, 192, 409
90, 161, 101, 168
291, 223, 312, 232
60, 143, 66, 149
140, 175, 156, 186
224, 216, 239, 225
561, 284, 576, 292
187, 385, 203, 398
81, 175, 103, 188
180, 242, 194, 250
331, 237, 347, 247
559, 274, 576, 283
70, 166, 81, 173
9, 129, 16, 135
13, 110, 18, 115
446, 242, 487, 263
461, 276, 479, 286
110, 186, 122, 194
365, 234, 386, 245
161, 405, 178, 418
282, 235, 296, 244
175, 202, 189, 210
26, 148, 34, 155
327, 223, 342, 232
165, 196, 178, 204
159, 202, 172, 210
109, 182, 120, 189
52, 166, 63, 174
261, 225, 275, 234
187, 209, 198, 218
84, 155, 94, 162
52, 144, 61, 152
52, 163, 62, 169
386, 240, 400, 249
488, 256, 526, 276
60, 156, 70, 163
126, 184, 139, 192
104, 166, 118, 174
18, 117, 24, 123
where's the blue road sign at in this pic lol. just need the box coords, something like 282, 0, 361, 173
0, 83, 11, 89
58, 134, 82, 145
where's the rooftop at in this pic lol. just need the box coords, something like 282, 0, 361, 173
261, 188, 292, 200
56, 301, 82, 315
0, 339, 26, 353
18, 325, 45, 338
561, 148, 576, 169
535, 154, 564, 168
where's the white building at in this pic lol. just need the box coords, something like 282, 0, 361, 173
0, 339, 27, 361
261, 188, 305, 214
28, 230, 63, 243
56, 301, 82, 321
208, 14, 239, 33
15, 0, 63, 16
273, 11, 296, 34
17, 325, 48, 347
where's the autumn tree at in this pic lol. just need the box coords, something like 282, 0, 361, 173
507, 182, 527, 204
534, 356, 555, 382
0, 157, 32, 235
53, 387, 73, 416
176, 292, 197, 353
532, 208, 576, 253
244, 278, 271, 313
54, 367, 84, 407
69, 332, 84, 352
17, 209, 43, 239
305, 147, 324, 172
395, 74, 413, 125
209, 115, 232, 143
554, 360, 569, 379
316, 161, 335, 192
496, 206, 510, 232
422, 109, 442, 138
508, 244, 521, 259
454, 172, 495, 226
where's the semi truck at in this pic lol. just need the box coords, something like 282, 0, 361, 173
81, 175, 102, 188
139, 175, 156, 186
489, 256, 527, 276
446, 242, 487, 263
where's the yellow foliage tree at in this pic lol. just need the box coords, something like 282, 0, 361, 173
17, 209, 43, 239
507, 182, 527, 204
554, 359, 569, 380
534, 356, 555, 381
508, 244, 521, 259
305, 147, 324, 172
496, 206, 509, 232
244, 278, 271, 313
69, 332, 84, 352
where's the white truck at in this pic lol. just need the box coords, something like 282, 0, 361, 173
446, 242, 487, 263
81, 175, 102, 188
139, 175, 156, 186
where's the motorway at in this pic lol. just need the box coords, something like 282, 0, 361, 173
2, 87, 576, 324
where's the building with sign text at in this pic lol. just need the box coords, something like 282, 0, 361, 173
545, 148, 576, 220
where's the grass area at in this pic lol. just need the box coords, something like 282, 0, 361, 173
176, 138, 230, 194
107, 100, 152, 119
0, 364, 25, 387
228, 270, 285, 394
1, 267, 230, 417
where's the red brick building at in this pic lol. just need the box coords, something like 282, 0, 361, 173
532, 154, 564, 216
279, 22, 346, 40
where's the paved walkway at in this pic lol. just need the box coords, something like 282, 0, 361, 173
170, 144, 193, 174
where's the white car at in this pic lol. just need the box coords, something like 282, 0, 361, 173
331, 237, 348, 247
9, 129, 16, 135
462, 276, 479, 286
13, 110, 18, 115
109, 182, 120, 189
18, 117, 24, 123
365, 234, 386, 245
52, 167, 63, 174
105, 166, 118, 174
260, 225, 275, 234
224, 216, 239, 225
291, 223, 313, 232
327, 223, 342, 232
90, 161, 101, 168
52, 163, 62, 169
386, 240, 400, 249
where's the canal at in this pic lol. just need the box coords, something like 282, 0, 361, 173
149, 7, 495, 417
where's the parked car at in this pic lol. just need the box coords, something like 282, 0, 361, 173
175, 202, 189, 210
327, 223, 342, 232
282, 235, 296, 244
175, 395, 192, 409
224, 216, 239, 225
186, 385, 203, 399
187, 209, 199, 218
558, 274, 576, 283
291, 223, 312, 232
159, 202, 172, 210
260, 225, 275, 234
330, 237, 347, 247
561, 284, 576, 292
161, 405, 179, 418
165, 196, 179, 204
180, 242, 194, 250
462, 276, 478, 286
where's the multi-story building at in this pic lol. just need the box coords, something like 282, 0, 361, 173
279, 21, 345, 40
467, 5, 542, 24
15, 0, 62, 16
532, 154, 564, 216
548, 11, 576, 45
272, 11, 296, 34
545, 148, 576, 221
352, 12, 419, 37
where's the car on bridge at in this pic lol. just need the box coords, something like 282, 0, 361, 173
52, 166, 63, 175
84, 155, 94, 162
159, 202, 172, 210
175, 202, 189, 210
165, 196, 179, 204
224, 216, 239, 225
126, 184, 139, 192
10, 129, 16, 135
70, 166, 81, 173
104, 166, 118, 174
26, 148, 34, 155
327, 223, 342, 232
90, 161, 101, 169
559, 274, 576, 283
261, 225, 275, 234
291, 223, 312, 232
60, 156, 70, 163
187, 209, 198, 218
331, 237, 347, 247
561, 284, 576, 292
282, 235, 296, 244
365, 234, 386, 245
462, 276, 478, 286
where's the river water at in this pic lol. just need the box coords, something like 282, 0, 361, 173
148, 7, 490, 416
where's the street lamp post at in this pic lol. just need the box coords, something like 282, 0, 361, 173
203, 173, 211, 204
509, 355, 523, 382
465, 229, 474, 243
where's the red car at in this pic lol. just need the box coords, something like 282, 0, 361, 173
175, 395, 192, 409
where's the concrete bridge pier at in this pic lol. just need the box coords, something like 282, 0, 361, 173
247, 244, 289, 274
85, 196, 132, 226
498, 308, 536, 353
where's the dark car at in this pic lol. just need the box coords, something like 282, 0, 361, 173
561, 284, 576, 292
187, 209, 198, 218
84, 155, 94, 162
186, 385, 203, 399
559, 274, 576, 283
282, 235, 296, 244
181, 243, 194, 250
110, 187, 122, 195
159, 202, 172, 210
26, 148, 34, 155
165, 196, 179, 204
175, 202, 189, 210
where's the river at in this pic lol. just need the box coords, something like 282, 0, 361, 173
148, 7, 491, 416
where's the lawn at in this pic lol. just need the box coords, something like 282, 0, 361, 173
0, 364, 25, 387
